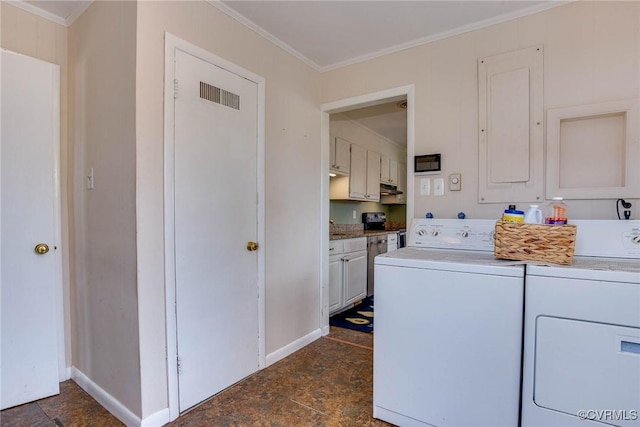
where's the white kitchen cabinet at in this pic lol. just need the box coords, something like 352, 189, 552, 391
330, 144, 381, 202
381, 162, 407, 205
343, 250, 367, 306
348, 143, 367, 199
329, 237, 367, 315
328, 240, 344, 314
329, 136, 350, 176
389, 159, 398, 185
387, 233, 398, 252
380, 156, 398, 186
365, 150, 381, 201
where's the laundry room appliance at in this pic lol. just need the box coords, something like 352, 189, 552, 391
373, 219, 525, 427
521, 220, 640, 427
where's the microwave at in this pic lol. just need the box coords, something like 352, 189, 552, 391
414, 153, 441, 175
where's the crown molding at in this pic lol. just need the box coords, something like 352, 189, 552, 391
206, 0, 323, 72
209, 0, 571, 73
5, 0, 93, 27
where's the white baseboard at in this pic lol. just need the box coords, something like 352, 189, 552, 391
71, 367, 142, 427
265, 328, 322, 367
321, 325, 330, 336
141, 408, 170, 427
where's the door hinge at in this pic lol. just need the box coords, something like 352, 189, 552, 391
174, 79, 179, 99
177, 355, 182, 375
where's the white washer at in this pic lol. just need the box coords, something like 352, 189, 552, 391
373, 219, 525, 427
522, 220, 640, 427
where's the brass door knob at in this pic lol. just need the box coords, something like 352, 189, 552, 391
34, 243, 49, 255
246, 241, 259, 251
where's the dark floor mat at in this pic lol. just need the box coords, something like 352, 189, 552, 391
329, 296, 373, 333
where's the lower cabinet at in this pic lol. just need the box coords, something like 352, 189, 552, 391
329, 245, 344, 314
329, 237, 367, 315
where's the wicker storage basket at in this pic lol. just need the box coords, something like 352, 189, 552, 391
494, 221, 577, 265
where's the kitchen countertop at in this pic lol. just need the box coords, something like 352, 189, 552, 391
330, 229, 406, 240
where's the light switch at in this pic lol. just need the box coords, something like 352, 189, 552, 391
420, 178, 431, 196
449, 173, 461, 191
434, 178, 444, 196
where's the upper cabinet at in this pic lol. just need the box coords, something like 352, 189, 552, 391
365, 150, 381, 201
380, 156, 398, 186
330, 136, 350, 176
381, 162, 406, 205
330, 143, 381, 202
348, 143, 367, 199
478, 45, 544, 204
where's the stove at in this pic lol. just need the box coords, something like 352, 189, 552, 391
362, 212, 386, 231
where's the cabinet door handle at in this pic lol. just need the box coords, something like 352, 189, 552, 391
342, 258, 349, 263
329, 248, 334, 251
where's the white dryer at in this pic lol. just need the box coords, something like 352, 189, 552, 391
374, 219, 524, 427
521, 220, 640, 427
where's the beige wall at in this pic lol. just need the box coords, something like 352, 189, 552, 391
135, 1, 322, 416
322, 1, 640, 220
0, 2, 73, 367
68, 1, 141, 416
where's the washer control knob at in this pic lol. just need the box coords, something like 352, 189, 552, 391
632, 235, 640, 244
417, 229, 426, 236
431, 230, 439, 237
461, 231, 469, 238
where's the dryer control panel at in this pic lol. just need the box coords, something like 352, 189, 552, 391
572, 220, 640, 258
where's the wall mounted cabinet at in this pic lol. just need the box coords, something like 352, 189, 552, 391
329, 136, 350, 176
330, 143, 381, 202
380, 156, 398, 186
381, 162, 407, 205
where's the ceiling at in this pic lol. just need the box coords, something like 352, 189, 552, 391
19, 0, 565, 71
16, 0, 565, 143
339, 101, 408, 147
215, 0, 562, 71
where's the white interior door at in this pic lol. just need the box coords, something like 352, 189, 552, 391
173, 49, 260, 412
1, 50, 61, 409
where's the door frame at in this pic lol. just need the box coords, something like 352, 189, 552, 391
320, 85, 415, 333
1, 49, 67, 383
163, 33, 266, 421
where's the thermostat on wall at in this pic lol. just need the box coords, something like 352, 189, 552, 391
414, 153, 441, 175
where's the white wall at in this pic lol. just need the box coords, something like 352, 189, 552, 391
135, 1, 322, 417
69, 1, 141, 416
0, 2, 72, 369
322, 1, 640, 220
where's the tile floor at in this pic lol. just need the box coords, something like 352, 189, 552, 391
1, 327, 390, 426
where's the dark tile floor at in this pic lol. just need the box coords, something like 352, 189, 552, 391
1, 327, 389, 426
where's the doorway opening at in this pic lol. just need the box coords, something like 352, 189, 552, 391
320, 85, 415, 334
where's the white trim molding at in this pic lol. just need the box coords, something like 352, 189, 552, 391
266, 329, 323, 367
4, 0, 92, 27
320, 85, 415, 334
